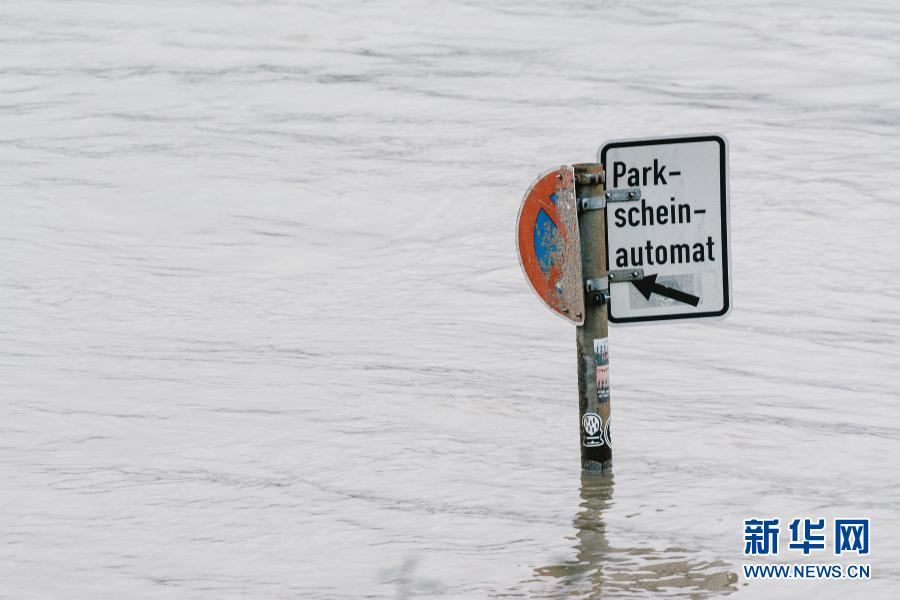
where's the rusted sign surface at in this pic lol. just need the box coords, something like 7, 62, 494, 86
516, 166, 584, 325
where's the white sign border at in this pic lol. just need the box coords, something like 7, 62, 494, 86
598, 133, 732, 325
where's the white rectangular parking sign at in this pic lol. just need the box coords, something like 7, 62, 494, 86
600, 134, 731, 324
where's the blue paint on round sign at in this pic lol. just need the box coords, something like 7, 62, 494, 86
533, 208, 559, 274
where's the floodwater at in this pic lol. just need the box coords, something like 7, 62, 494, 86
2, 1, 899, 598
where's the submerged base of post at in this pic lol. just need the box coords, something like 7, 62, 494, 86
574, 163, 612, 473
577, 321, 612, 473
582, 459, 609, 473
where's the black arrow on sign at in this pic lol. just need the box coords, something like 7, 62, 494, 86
631, 274, 700, 306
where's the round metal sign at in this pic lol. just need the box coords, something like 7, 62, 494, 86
516, 166, 584, 324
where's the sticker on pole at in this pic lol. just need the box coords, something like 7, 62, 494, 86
516, 166, 584, 325
600, 134, 731, 324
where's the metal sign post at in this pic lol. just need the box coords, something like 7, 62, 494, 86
573, 163, 612, 472
516, 133, 731, 473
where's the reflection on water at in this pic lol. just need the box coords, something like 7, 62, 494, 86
532, 474, 737, 598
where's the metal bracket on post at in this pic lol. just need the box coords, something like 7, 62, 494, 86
578, 187, 641, 212
585, 277, 609, 306
575, 171, 605, 186
607, 268, 644, 283
585, 268, 645, 305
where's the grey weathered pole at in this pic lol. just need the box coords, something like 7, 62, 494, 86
574, 163, 612, 473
